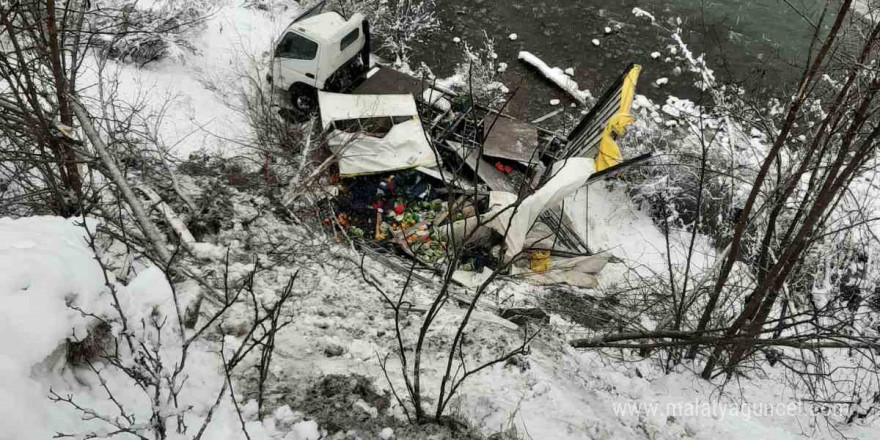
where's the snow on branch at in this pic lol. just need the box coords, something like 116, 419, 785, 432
518, 51, 589, 105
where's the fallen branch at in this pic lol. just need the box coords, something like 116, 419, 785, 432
72, 98, 172, 264
571, 331, 879, 350
518, 51, 587, 105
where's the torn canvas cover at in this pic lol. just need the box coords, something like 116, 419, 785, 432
320, 92, 438, 176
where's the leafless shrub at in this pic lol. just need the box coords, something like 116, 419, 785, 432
327, 0, 439, 66
89, 0, 216, 66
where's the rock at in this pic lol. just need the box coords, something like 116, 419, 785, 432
353, 399, 378, 418
379, 427, 394, 439
452, 37, 461, 43
505, 354, 531, 372
604, 26, 612, 34
650, 51, 661, 59
509, 33, 518, 41
497, 62, 508, 73
591, 39, 600, 47
324, 343, 345, 357
564, 67, 575, 76
655, 77, 669, 86
500, 308, 550, 326
549, 99, 561, 106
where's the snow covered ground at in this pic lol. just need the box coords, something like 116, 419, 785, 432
3, 206, 875, 439
2, 1, 879, 439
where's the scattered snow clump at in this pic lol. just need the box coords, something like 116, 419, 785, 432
380, 427, 394, 439
650, 51, 661, 59
550, 99, 561, 106
286, 420, 320, 440
497, 62, 508, 73
632, 7, 656, 23
591, 39, 600, 46
655, 77, 669, 86
604, 26, 612, 34
509, 33, 518, 41
564, 67, 575, 76
518, 51, 588, 104
453, 37, 461, 43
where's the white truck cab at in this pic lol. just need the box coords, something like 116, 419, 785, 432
269, 1, 370, 113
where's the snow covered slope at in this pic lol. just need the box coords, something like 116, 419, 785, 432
2, 1, 878, 439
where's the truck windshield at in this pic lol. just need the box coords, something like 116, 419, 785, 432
277, 33, 318, 60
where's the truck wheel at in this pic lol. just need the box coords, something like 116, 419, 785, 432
290, 84, 318, 114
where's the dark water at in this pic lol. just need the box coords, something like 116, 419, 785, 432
412, 0, 832, 122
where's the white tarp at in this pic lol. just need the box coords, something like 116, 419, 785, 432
486, 157, 596, 261
319, 91, 418, 130
328, 119, 438, 176
511, 254, 610, 288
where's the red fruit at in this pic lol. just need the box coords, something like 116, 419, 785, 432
495, 162, 504, 171
503, 165, 513, 173
393, 203, 406, 215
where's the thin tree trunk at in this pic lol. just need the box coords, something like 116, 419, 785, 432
691, 0, 852, 361
72, 100, 172, 264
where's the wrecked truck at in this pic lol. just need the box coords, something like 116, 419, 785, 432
304, 62, 650, 289
267, 0, 371, 113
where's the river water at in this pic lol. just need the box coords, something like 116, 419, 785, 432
412, 0, 832, 121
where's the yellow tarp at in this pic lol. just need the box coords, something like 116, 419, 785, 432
595, 65, 641, 171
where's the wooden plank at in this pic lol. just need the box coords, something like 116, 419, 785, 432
352, 67, 424, 96
481, 116, 540, 163
531, 108, 564, 124
446, 141, 516, 193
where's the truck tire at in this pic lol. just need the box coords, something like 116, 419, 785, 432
290, 83, 318, 114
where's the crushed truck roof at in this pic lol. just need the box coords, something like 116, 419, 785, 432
289, 12, 349, 42
318, 91, 419, 129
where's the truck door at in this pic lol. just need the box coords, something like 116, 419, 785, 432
275, 31, 320, 89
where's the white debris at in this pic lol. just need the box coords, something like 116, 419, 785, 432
632, 7, 656, 23
564, 67, 575, 76
509, 33, 518, 41
497, 62, 508, 73
422, 88, 451, 112
379, 428, 394, 439
452, 37, 461, 43
655, 77, 669, 86
550, 99, 561, 106
518, 51, 588, 104
490, 52, 498, 59
604, 26, 612, 34
673, 66, 683, 76
650, 51, 661, 59
591, 38, 601, 46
